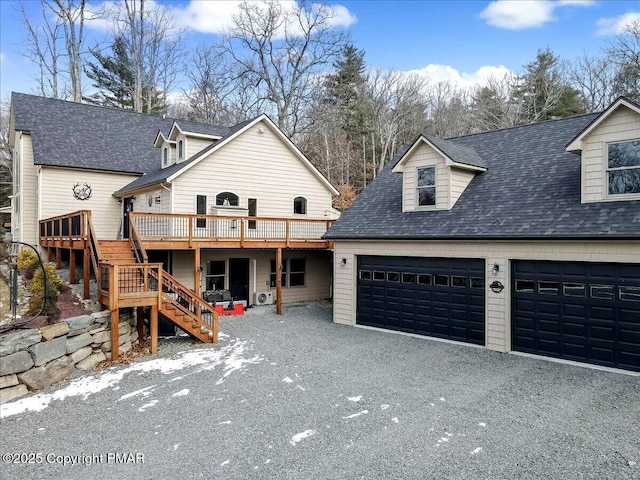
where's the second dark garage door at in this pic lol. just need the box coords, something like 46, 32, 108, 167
512, 261, 640, 371
357, 256, 485, 345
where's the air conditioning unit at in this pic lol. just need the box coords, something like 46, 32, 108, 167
254, 291, 274, 305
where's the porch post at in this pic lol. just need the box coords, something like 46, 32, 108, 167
69, 249, 76, 284
136, 306, 145, 344
276, 247, 282, 315
194, 247, 201, 297
150, 304, 158, 354
83, 247, 90, 299
55, 248, 62, 269
110, 309, 119, 361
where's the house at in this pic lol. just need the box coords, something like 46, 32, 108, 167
9, 92, 338, 356
324, 97, 640, 373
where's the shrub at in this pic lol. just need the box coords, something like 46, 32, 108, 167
17, 249, 40, 279
28, 262, 64, 316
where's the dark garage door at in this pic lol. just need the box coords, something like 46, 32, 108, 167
357, 256, 485, 345
512, 261, 640, 371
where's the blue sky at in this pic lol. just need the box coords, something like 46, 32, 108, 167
1, 0, 639, 101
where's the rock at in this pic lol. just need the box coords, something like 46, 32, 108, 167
91, 330, 111, 344
100, 341, 111, 353
75, 352, 106, 371
0, 329, 42, 357
91, 310, 111, 322
18, 356, 74, 390
40, 322, 70, 341
120, 341, 132, 354
118, 333, 131, 346
28, 337, 67, 367
131, 330, 139, 343
70, 346, 92, 364
0, 351, 34, 376
66, 332, 94, 354
117, 322, 131, 335
0, 384, 28, 404
65, 315, 93, 335
89, 326, 105, 335
0, 374, 19, 389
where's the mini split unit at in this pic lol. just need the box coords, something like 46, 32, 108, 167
254, 291, 274, 305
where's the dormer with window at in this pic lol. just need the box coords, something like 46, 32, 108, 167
566, 97, 640, 203
177, 138, 185, 162
392, 135, 486, 212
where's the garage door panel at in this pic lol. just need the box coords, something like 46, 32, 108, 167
513, 260, 640, 372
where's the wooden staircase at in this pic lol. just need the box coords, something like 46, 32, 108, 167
95, 240, 218, 344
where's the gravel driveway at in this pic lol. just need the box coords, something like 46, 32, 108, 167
1, 301, 638, 479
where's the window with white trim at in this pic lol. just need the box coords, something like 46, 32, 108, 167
417, 166, 436, 206
178, 139, 184, 159
608, 140, 640, 195
206, 260, 225, 290
293, 196, 307, 214
162, 147, 169, 167
216, 192, 239, 206
196, 195, 207, 228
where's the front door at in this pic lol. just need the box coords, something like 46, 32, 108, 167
229, 258, 250, 301
122, 197, 134, 239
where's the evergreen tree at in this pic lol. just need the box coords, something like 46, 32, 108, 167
84, 36, 167, 115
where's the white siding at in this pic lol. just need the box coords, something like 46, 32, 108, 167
185, 136, 214, 159
172, 120, 334, 219
15, 134, 38, 245
333, 240, 640, 353
140, 187, 171, 214
401, 143, 448, 212
582, 106, 640, 203
450, 168, 476, 207
40, 167, 138, 239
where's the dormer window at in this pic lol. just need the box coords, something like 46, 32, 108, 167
178, 139, 184, 160
608, 140, 640, 196
216, 192, 239, 206
417, 167, 436, 206
162, 147, 169, 167
293, 196, 307, 214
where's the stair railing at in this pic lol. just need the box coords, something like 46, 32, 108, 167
129, 216, 149, 264
86, 212, 102, 290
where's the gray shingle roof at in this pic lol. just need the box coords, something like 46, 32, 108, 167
325, 112, 640, 240
422, 135, 487, 169
11, 92, 231, 175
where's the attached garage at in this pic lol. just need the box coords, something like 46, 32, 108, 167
357, 256, 485, 345
512, 261, 640, 372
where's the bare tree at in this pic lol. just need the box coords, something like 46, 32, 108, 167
51, 0, 86, 102
213, 0, 349, 137
608, 19, 640, 102
567, 53, 616, 112
0, 99, 12, 209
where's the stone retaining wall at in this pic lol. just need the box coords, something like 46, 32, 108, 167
0, 309, 143, 404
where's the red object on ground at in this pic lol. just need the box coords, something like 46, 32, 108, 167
214, 304, 245, 316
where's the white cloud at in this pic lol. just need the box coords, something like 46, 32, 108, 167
595, 12, 640, 36
0, 53, 6, 63
480, 0, 595, 30
171, 0, 356, 35
407, 64, 514, 90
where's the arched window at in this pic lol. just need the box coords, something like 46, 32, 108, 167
178, 139, 184, 159
162, 147, 169, 166
293, 196, 307, 215
216, 192, 239, 206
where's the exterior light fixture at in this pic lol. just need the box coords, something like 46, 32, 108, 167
341, 258, 347, 266
492, 263, 500, 274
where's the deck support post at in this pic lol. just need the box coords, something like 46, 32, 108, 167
150, 304, 158, 354
110, 309, 119, 361
55, 248, 62, 270
83, 247, 90, 299
194, 247, 201, 298
47, 248, 53, 263
69, 250, 76, 284
276, 247, 282, 315
136, 307, 145, 344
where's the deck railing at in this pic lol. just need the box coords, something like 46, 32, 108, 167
130, 212, 334, 244
39, 210, 89, 242
99, 262, 163, 309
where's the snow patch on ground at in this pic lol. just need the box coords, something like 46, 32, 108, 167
381, 404, 390, 410
347, 395, 362, 402
472, 447, 483, 455
1, 339, 261, 418
343, 410, 369, 419
138, 400, 159, 412
282, 377, 293, 383
172, 389, 190, 397
290, 429, 317, 446
119, 385, 156, 400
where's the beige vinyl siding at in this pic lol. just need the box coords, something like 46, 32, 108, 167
140, 187, 171, 214
172, 120, 333, 218
172, 248, 331, 304
17, 134, 38, 245
185, 136, 214, 159
450, 168, 476, 207
582, 106, 640, 203
401, 143, 448, 212
333, 240, 640, 353
40, 167, 138, 239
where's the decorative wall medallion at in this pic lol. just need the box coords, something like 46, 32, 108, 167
72, 183, 92, 201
